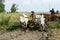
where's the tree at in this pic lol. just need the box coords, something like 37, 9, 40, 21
0, 0, 5, 3
11, 4, 17, 12
0, 0, 2, 3
0, 0, 5, 12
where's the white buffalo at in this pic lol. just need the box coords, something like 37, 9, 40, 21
35, 14, 45, 30
40, 14, 45, 30
35, 15, 42, 22
20, 13, 28, 27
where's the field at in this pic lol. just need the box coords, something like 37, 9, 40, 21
0, 12, 60, 30
0, 12, 60, 40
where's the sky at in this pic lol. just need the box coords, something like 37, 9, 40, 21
4, 0, 60, 12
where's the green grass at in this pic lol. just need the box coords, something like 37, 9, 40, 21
0, 13, 21, 30
47, 19, 60, 28
0, 12, 32, 31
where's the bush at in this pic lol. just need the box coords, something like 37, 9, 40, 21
0, 22, 21, 31
0, 25, 9, 30
47, 19, 60, 28
0, 3, 5, 12
7, 22, 21, 31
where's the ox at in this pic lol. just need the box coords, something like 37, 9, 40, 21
44, 14, 56, 22
20, 13, 28, 31
40, 14, 46, 31
28, 13, 46, 31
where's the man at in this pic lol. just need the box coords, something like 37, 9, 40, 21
30, 11, 36, 22
50, 8, 55, 14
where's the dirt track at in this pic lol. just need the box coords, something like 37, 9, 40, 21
0, 29, 44, 40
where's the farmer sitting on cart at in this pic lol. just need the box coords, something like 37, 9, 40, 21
30, 11, 36, 24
